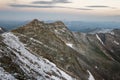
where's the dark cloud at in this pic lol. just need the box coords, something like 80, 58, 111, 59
10, 4, 65, 8
9, 4, 93, 10
32, 0, 72, 4
76, 8, 93, 10
86, 5, 117, 9
67, 7, 93, 10
32, 1, 53, 4
10, 4, 55, 8
86, 5, 110, 8
53, 0, 71, 3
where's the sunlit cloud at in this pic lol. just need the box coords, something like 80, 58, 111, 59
87, 5, 109, 8
9, 4, 93, 10
0, 0, 120, 21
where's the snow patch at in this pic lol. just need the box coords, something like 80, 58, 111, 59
54, 28, 65, 34
66, 43, 73, 48
113, 40, 119, 45
87, 70, 95, 80
0, 27, 2, 30
54, 29, 60, 34
0, 67, 16, 80
2, 32, 75, 80
110, 31, 115, 35
95, 66, 98, 69
96, 34, 104, 45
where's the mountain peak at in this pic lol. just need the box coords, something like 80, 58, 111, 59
27, 19, 44, 26
53, 21, 65, 27
33, 19, 39, 21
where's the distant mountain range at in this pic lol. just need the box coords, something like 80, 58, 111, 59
65, 21, 120, 33
0, 20, 120, 33
0, 19, 120, 80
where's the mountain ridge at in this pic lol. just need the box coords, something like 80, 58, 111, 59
0, 19, 120, 80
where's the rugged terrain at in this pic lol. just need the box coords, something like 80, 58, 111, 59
0, 27, 6, 33
0, 19, 120, 80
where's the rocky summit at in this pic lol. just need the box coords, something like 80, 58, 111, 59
0, 19, 120, 80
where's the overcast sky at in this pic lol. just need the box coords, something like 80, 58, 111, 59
0, 0, 120, 21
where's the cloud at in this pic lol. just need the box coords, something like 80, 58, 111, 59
87, 5, 109, 8
76, 8, 93, 10
32, 1, 53, 4
32, 0, 72, 4
9, 0, 93, 11
86, 5, 116, 9
10, 4, 59, 8
86, 5, 117, 9
68, 7, 93, 10
9, 4, 93, 10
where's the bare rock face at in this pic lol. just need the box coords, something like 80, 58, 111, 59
0, 27, 6, 33
0, 19, 120, 80
95, 30, 120, 62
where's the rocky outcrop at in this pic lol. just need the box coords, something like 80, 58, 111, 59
0, 27, 6, 33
